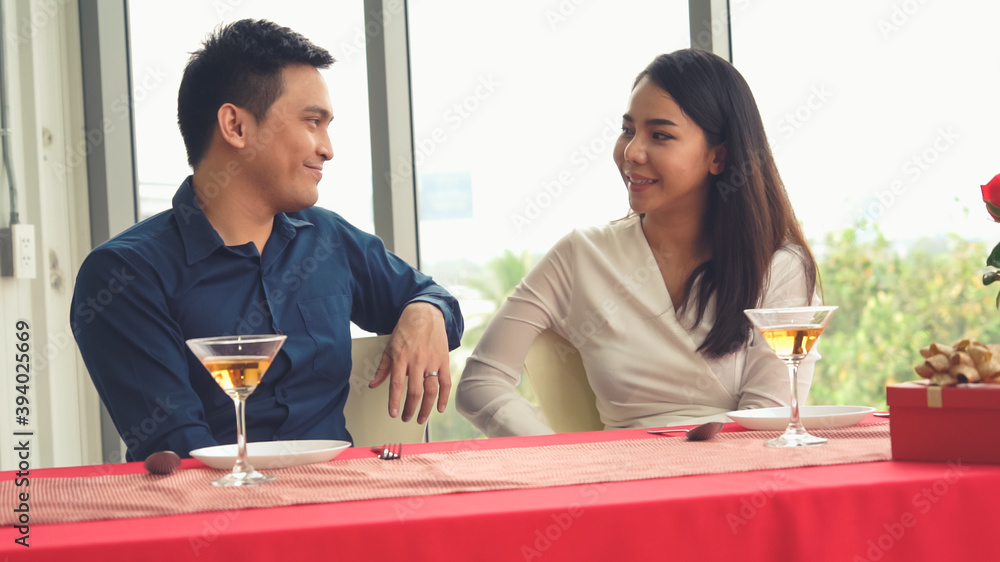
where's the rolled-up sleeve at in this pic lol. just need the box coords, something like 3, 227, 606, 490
343, 221, 464, 349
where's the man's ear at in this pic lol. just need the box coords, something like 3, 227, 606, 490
709, 143, 727, 175
217, 103, 250, 149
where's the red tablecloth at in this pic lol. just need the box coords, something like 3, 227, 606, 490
1, 417, 996, 562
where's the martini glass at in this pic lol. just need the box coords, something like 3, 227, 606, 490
744, 306, 837, 448
186, 334, 286, 486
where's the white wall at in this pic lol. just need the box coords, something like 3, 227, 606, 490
0, 0, 102, 470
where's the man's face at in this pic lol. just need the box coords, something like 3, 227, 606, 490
243, 63, 334, 213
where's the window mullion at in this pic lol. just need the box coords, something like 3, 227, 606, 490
365, 0, 419, 267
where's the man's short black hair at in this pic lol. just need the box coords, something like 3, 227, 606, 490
177, 19, 335, 169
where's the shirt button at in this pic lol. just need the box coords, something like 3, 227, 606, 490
280, 388, 288, 399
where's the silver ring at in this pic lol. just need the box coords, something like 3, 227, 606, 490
425, 371, 438, 378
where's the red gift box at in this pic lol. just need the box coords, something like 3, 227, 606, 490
887, 381, 1000, 464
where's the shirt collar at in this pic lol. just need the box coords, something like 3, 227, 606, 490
281, 214, 313, 234
172, 177, 223, 265
171, 177, 315, 265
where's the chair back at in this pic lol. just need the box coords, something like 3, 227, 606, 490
344, 335, 427, 447
523, 329, 603, 433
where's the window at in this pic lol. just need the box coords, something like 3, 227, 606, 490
409, 1, 691, 439
731, 0, 1000, 407
128, 1, 374, 232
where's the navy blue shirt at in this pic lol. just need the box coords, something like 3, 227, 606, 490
71, 178, 463, 461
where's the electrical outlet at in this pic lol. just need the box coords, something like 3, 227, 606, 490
12, 224, 36, 279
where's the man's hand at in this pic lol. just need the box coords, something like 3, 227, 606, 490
369, 302, 451, 424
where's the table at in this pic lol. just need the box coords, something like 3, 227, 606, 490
1, 416, 997, 561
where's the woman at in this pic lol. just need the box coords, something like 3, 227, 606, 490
456, 49, 820, 437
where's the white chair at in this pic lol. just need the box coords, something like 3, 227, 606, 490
344, 335, 427, 447
523, 329, 604, 433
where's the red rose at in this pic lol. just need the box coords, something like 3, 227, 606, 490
983, 174, 1000, 306
982, 173, 1000, 221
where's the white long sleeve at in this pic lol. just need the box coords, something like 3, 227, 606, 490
457, 215, 818, 437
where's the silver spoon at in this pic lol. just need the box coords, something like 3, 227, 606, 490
144, 450, 182, 475
647, 421, 725, 441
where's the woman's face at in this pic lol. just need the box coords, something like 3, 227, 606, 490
613, 76, 725, 218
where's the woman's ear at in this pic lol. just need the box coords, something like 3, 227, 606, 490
709, 143, 727, 175
217, 103, 250, 149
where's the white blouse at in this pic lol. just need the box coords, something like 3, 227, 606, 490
456, 215, 819, 437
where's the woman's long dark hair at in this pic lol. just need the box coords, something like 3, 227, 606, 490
636, 49, 818, 358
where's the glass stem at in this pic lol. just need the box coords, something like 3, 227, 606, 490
232, 395, 248, 474
786, 361, 802, 430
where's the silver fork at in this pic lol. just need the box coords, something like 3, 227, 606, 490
375, 443, 401, 460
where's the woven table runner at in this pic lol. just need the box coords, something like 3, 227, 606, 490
1, 422, 890, 525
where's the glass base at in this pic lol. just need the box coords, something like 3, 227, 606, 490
211, 468, 276, 487
765, 425, 827, 448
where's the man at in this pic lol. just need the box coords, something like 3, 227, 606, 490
71, 19, 463, 462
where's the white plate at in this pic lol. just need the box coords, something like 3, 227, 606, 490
190, 440, 351, 470
725, 405, 876, 431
